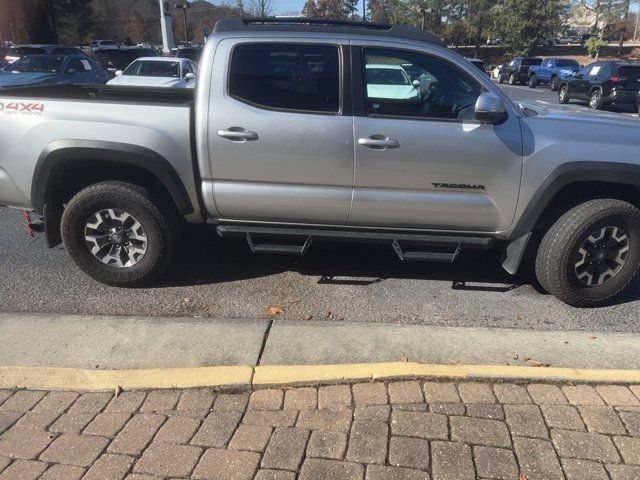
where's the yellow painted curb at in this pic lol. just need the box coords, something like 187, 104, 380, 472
0, 366, 253, 391
1, 362, 639, 391
253, 362, 640, 386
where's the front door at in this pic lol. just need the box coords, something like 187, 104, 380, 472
207, 39, 354, 225
350, 44, 523, 232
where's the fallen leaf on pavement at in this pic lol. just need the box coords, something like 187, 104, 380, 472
526, 359, 550, 368
267, 305, 285, 317
519, 473, 528, 480
516, 316, 524, 321
588, 336, 598, 340
325, 311, 332, 318
401, 356, 409, 362
510, 352, 519, 360
114, 385, 122, 398
290, 299, 301, 305
450, 358, 460, 364
305, 314, 313, 321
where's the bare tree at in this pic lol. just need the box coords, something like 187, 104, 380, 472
247, 0, 273, 17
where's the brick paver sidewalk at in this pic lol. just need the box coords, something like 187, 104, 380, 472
0, 381, 639, 480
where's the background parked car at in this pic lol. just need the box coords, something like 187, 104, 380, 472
174, 46, 203, 63
3, 44, 84, 64
0, 58, 7, 70
106, 57, 198, 88
90, 40, 119, 52
366, 64, 421, 100
465, 58, 488, 76
558, 61, 640, 110
528, 57, 581, 90
498, 57, 542, 85
93, 47, 160, 76
0, 54, 109, 88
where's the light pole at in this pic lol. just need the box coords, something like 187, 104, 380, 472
419, 7, 432, 31
175, 3, 191, 42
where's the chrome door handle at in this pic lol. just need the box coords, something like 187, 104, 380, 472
357, 135, 400, 149
217, 128, 259, 141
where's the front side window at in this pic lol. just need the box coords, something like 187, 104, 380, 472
7, 55, 64, 73
229, 43, 340, 113
362, 48, 482, 121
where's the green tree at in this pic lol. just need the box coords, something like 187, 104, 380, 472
497, 0, 569, 56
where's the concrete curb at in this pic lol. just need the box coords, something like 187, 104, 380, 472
1, 363, 639, 392
2, 312, 640, 390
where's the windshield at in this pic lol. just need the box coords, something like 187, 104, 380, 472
618, 66, 640, 80
123, 60, 180, 77
366, 67, 410, 85
522, 58, 542, 66
556, 59, 580, 68
7, 55, 63, 73
176, 48, 201, 62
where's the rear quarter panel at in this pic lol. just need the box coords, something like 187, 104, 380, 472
0, 96, 199, 219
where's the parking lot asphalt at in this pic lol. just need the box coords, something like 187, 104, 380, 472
1, 84, 639, 332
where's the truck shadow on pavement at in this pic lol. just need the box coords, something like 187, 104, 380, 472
160, 225, 533, 294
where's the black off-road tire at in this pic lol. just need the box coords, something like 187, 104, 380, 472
528, 76, 538, 88
550, 76, 560, 91
508, 73, 517, 85
558, 85, 570, 104
589, 89, 604, 109
498, 75, 504, 84
535, 199, 640, 307
61, 181, 178, 287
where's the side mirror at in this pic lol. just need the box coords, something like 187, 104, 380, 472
115, 70, 123, 76
412, 79, 420, 87
66, 68, 78, 75
475, 92, 507, 124
185, 72, 196, 80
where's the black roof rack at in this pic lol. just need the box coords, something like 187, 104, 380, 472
213, 17, 444, 47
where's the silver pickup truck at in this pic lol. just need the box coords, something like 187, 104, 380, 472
2, 18, 640, 307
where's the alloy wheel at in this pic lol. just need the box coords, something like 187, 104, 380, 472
574, 225, 630, 287
84, 208, 148, 267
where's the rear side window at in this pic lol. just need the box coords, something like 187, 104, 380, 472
618, 66, 640, 80
229, 43, 340, 113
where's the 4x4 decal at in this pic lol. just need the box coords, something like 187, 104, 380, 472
0, 102, 45, 115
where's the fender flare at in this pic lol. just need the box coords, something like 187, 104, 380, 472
508, 161, 640, 240
31, 139, 194, 215
501, 161, 640, 274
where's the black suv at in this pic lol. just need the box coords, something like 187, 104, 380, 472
558, 61, 640, 110
93, 48, 160, 75
498, 57, 542, 85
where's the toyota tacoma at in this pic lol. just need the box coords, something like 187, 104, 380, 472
1, 18, 640, 307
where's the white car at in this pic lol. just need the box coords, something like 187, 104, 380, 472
91, 40, 119, 52
365, 64, 420, 100
107, 57, 198, 88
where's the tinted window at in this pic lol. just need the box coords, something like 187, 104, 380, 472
176, 48, 202, 62
556, 59, 579, 68
618, 65, 640, 80
522, 58, 542, 66
66, 58, 85, 72
10, 47, 45, 56
229, 43, 340, 113
7, 55, 64, 73
363, 48, 482, 121
52, 47, 81, 55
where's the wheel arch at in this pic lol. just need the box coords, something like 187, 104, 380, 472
501, 162, 640, 274
33, 140, 194, 247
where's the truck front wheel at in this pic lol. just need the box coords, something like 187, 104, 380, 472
550, 76, 560, 91
61, 181, 178, 287
535, 199, 640, 307
528, 76, 538, 88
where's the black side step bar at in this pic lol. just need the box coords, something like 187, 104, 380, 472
392, 239, 460, 263
217, 225, 493, 261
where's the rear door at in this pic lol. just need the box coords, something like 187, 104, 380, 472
349, 43, 523, 232
206, 39, 354, 224
570, 63, 597, 99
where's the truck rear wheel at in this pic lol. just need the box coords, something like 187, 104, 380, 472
558, 85, 570, 104
535, 199, 640, 307
508, 73, 517, 85
61, 181, 178, 287
550, 76, 560, 91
